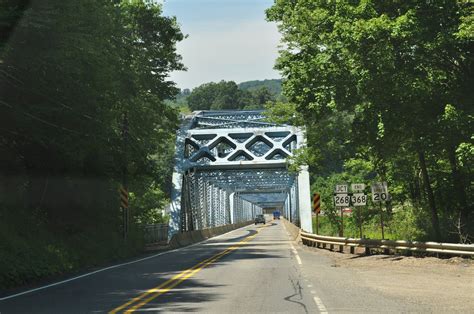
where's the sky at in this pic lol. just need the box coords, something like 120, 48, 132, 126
161, 0, 281, 90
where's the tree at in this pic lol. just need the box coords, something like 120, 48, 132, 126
0, 0, 184, 288
267, 0, 474, 241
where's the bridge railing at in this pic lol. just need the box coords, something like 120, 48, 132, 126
300, 231, 474, 256
144, 223, 169, 244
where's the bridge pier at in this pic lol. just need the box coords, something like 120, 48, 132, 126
298, 165, 313, 233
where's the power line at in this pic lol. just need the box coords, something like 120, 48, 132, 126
1, 100, 87, 136
1, 70, 172, 148
0, 99, 171, 162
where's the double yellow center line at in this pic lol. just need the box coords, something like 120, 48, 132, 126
109, 226, 264, 313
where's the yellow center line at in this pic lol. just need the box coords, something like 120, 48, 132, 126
109, 225, 265, 313
125, 234, 258, 313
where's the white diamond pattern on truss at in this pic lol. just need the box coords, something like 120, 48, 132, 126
184, 126, 297, 169
169, 110, 313, 237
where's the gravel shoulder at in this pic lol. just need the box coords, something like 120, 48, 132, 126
302, 245, 474, 312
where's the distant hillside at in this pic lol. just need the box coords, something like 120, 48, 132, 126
238, 79, 282, 96
167, 79, 284, 113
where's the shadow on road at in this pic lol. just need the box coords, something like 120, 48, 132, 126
99, 228, 285, 313
0, 225, 287, 313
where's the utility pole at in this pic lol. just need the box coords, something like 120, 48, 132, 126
121, 112, 129, 240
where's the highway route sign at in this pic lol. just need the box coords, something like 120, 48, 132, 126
371, 182, 389, 202
351, 193, 367, 206
334, 194, 350, 206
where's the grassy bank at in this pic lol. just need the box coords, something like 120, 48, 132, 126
0, 214, 144, 291
312, 207, 427, 241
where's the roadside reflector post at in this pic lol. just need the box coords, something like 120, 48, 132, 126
312, 193, 320, 234
120, 185, 129, 240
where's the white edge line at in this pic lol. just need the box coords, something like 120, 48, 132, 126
295, 254, 302, 265
0, 223, 253, 301
313, 296, 328, 313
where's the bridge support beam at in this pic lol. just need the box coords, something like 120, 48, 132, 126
297, 165, 313, 233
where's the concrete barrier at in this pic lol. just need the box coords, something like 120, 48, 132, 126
281, 218, 301, 242
167, 221, 253, 250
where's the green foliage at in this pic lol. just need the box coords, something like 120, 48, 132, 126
238, 79, 284, 99
267, 0, 474, 242
0, 0, 182, 289
169, 79, 283, 112
313, 206, 428, 241
186, 80, 278, 111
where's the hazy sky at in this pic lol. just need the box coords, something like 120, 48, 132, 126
162, 0, 281, 90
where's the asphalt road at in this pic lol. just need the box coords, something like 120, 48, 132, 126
0, 221, 435, 313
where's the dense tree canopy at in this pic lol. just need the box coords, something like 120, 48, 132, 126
238, 79, 283, 95
186, 80, 277, 111
0, 0, 183, 288
267, 0, 473, 242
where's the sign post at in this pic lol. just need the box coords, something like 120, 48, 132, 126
121, 112, 129, 240
313, 193, 321, 234
371, 182, 389, 240
120, 185, 129, 239
334, 184, 348, 252
351, 184, 367, 238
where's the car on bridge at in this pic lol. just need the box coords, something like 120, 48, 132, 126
254, 214, 265, 225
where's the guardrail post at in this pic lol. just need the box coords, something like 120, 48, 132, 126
363, 237, 371, 255
301, 232, 474, 257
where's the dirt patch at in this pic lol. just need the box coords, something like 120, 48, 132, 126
304, 246, 474, 312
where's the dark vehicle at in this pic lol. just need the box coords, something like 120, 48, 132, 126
254, 214, 265, 225
273, 211, 281, 220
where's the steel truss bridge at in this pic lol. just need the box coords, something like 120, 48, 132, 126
169, 110, 312, 237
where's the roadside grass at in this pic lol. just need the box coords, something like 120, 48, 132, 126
0, 217, 144, 291
313, 215, 409, 240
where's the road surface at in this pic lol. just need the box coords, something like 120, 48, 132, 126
0, 221, 454, 313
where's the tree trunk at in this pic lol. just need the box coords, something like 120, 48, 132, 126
447, 145, 469, 237
418, 150, 441, 241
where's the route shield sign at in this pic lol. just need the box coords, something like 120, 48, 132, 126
351, 193, 367, 206
371, 182, 389, 202
334, 194, 350, 206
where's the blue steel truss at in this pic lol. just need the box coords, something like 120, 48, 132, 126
169, 110, 312, 237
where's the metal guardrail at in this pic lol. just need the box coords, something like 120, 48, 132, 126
300, 231, 474, 256
144, 223, 169, 244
